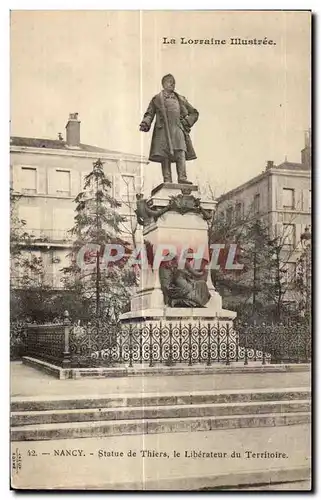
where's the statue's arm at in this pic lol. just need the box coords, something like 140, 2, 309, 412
140, 98, 156, 131
182, 97, 199, 128
159, 266, 173, 293
135, 198, 171, 225
145, 201, 171, 218
185, 260, 207, 279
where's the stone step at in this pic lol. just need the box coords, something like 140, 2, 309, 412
11, 387, 311, 412
104, 466, 311, 491
11, 400, 311, 427
11, 412, 310, 441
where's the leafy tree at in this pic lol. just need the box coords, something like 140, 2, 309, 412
62, 159, 136, 322
10, 188, 53, 322
294, 227, 312, 319
209, 201, 304, 322
116, 172, 142, 249
10, 189, 33, 261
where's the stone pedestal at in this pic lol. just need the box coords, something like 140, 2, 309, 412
121, 183, 235, 320
119, 183, 237, 363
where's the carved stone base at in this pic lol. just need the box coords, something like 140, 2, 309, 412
118, 312, 238, 367
151, 182, 199, 196
150, 182, 215, 212
122, 182, 237, 326
121, 273, 235, 322
120, 306, 236, 324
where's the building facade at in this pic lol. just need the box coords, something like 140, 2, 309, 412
216, 132, 311, 306
11, 113, 148, 289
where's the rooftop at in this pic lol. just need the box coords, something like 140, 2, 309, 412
276, 161, 310, 171
217, 160, 311, 202
11, 113, 148, 162
10, 136, 135, 156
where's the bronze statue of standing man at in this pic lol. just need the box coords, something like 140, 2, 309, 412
139, 74, 199, 185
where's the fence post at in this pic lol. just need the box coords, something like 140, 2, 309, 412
62, 310, 71, 367
129, 324, 133, 368
207, 323, 211, 366
217, 321, 221, 363
244, 323, 248, 366
188, 323, 192, 366
168, 323, 174, 366
305, 318, 311, 362
225, 323, 230, 366
262, 323, 266, 365
159, 321, 163, 364
149, 323, 153, 367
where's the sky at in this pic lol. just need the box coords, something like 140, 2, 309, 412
10, 10, 311, 195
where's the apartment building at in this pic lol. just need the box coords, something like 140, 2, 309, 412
216, 132, 311, 304
10, 113, 148, 289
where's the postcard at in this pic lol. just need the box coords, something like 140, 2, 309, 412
10, 10, 311, 490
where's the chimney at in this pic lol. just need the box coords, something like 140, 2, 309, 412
266, 160, 274, 171
301, 129, 311, 168
65, 113, 80, 147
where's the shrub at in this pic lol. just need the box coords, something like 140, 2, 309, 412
10, 320, 27, 360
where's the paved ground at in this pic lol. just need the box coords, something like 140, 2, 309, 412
11, 362, 311, 398
10, 362, 311, 490
11, 424, 311, 490
234, 480, 311, 490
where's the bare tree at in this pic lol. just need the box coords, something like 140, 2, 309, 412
203, 184, 309, 321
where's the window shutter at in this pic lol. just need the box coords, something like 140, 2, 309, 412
20, 166, 37, 194
18, 206, 41, 237
275, 223, 283, 238
135, 174, 142, 195
80, 171, 91, 190
12, 166, 21, 193
113, 174, 121, 200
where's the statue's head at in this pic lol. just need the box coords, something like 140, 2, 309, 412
161, 74, 175, 92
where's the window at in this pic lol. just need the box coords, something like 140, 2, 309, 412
226, 207, 233, 225
253, 194, 260, 214
283, 224, 295, 246
55, 170, 71, 195
283, 188, 294, 209
286, 262, 296, 283
235, 202, 243, 221
283, 262, 297, 284
20, 250, 43, 285
52, 208, 74, 240
21, 167, 37, 194
120, 175, 135, 201
81, 171, 90, 187
18, 206, 40, 236
51, 251, 68, 288
283, 300, 297, 312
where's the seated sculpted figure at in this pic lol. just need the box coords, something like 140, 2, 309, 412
159, 253, 210, 308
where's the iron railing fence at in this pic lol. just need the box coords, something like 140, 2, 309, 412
69, 322, 243, 367
24, 318, 311, 368
237, 319, 311, 364
25, 323, 68, 366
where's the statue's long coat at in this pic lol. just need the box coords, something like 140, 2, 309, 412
141, 91, 199, 163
